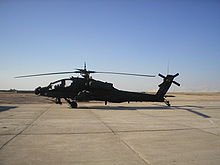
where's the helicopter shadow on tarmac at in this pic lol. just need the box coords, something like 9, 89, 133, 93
170, 105, 210, 118
0, 106, 17, 112
80, 104, 210, 118
80, 105, 172, 111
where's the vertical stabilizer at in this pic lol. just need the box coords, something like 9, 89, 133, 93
156, 73, 180, 99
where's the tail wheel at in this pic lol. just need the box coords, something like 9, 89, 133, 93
164, 99, 170, 107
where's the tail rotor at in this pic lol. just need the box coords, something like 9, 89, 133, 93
156, 73, 180, 105
158, 73, 180, 86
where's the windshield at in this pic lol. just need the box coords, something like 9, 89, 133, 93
49, 79, 73, 89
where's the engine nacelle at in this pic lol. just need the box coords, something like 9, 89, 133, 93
89, 80, 113, 90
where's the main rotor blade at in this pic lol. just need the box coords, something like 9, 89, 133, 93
75, 68, 96, 73
94, 71, 155, 77
158, 73, 166, 79
14, 71, 80, 78
174, 73, 179, 77
15, 69, 155, 78
172, 81, 180, 86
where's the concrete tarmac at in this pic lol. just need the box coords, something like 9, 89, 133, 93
0, 93, 220, 165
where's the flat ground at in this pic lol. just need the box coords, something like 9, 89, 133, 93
0, 92, 220, 165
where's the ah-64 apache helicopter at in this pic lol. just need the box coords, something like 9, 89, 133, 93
15, 63, 180, 108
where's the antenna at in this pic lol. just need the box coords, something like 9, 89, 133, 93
167, 60, 170, 75
84, 62, 87, 70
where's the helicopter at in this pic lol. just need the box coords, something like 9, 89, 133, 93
15, 63, 180, 108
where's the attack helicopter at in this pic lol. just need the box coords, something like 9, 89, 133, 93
15, 63, 180, 108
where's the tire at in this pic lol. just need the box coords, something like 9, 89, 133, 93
70, 102, 78, 108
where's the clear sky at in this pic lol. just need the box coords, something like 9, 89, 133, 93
0, 0, 220, 92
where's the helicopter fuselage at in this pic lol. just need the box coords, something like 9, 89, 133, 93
16, 63, 179, 108
34, 75, 175, 108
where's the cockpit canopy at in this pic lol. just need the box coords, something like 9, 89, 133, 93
48, 79, 73, 90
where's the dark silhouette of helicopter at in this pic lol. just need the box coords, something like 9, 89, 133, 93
15, 63, 180, 108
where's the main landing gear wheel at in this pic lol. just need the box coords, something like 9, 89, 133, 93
55, 98, 62, 104
70, 101, 78, 108
65, 98, 78, 108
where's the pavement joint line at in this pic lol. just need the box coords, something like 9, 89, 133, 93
150, 108, 220, 138
89, 110, 116, 135
0, 127, 204, 136
89, 110, 151, 165
136, 109, 220, 137
193, 127, 220, 138
171, 112, 220, 137
120, 138, 151, 165
137, 109, 193, 129
170, 117, 220, 138
0, 105, 53, 150
147, 107, 220, 137
7, 132, 114, 136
